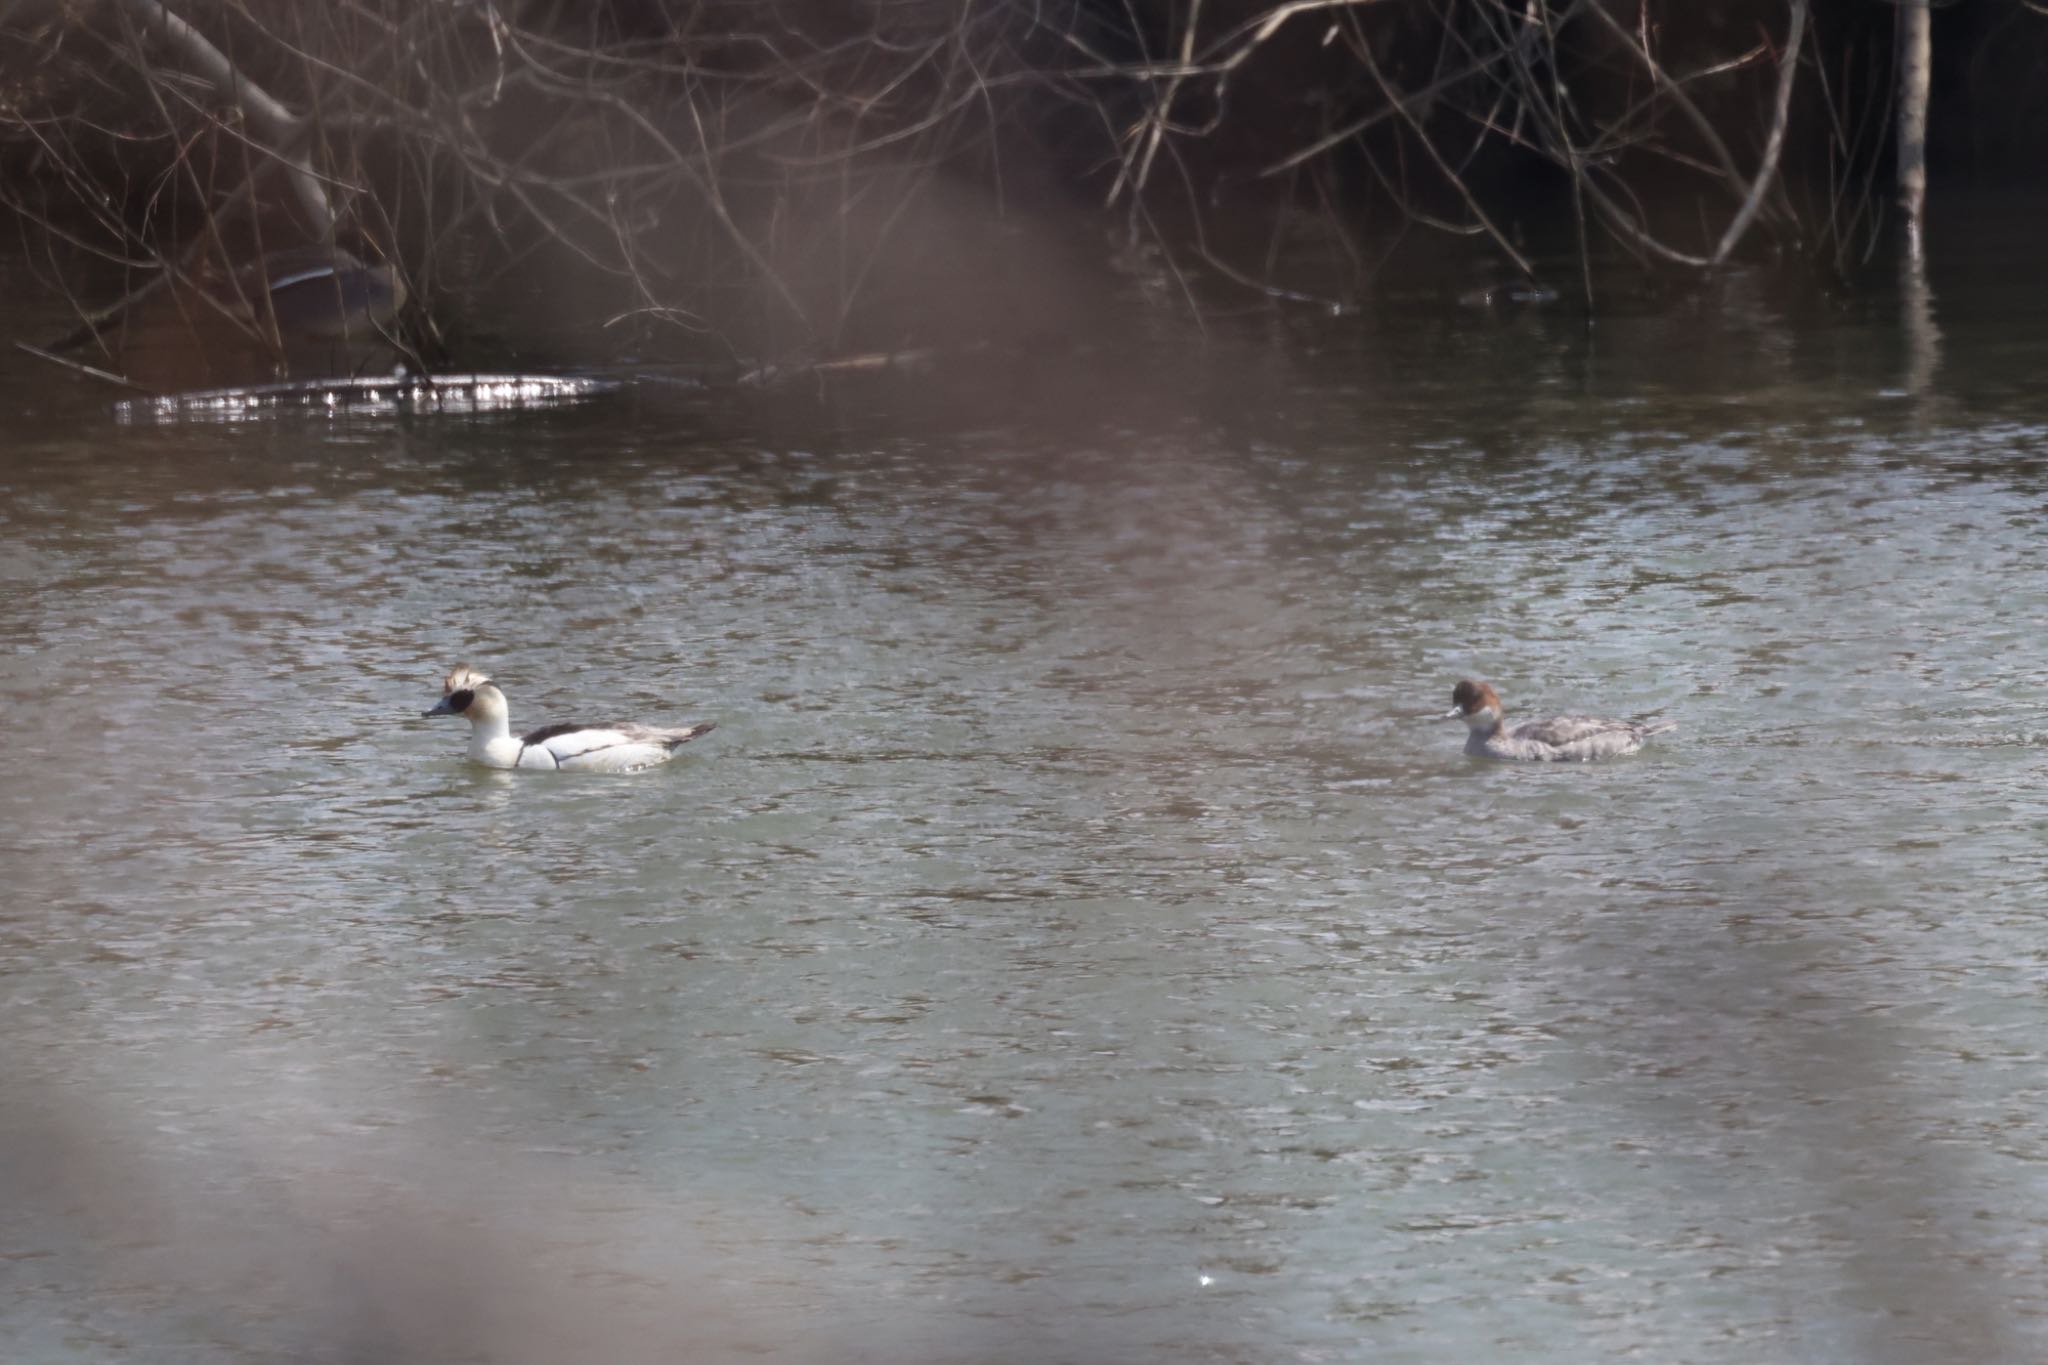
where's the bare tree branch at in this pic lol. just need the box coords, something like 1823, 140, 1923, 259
110, 0, 333, 239
1713, 0, 1809, 265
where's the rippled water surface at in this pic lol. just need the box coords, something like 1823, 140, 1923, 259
5, 254, 2048, 1364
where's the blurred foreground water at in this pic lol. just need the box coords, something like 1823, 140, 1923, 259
4, 234, 2048, 1364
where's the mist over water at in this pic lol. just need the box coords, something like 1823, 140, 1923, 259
4, 243, 2048, 1363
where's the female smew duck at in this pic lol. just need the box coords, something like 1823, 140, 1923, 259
424, 664, 715, 772
1447, 679, 1674, 762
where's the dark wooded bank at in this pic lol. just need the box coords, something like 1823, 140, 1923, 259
0, 1, 2039, 386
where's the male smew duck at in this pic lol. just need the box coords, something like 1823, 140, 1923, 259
424, 664, 715, 772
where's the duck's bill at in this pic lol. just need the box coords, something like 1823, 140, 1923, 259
1443, 706, 1465, 720
423, 696, 455, 716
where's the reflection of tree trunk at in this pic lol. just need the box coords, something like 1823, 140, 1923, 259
1896, 0, 1932, 264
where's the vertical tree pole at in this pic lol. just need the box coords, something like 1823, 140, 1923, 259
1895, 0, 1940, 395
1895, 0, 1932, 263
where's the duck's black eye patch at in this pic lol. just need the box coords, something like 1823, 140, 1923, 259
447, 688, 475, 713
1451, 681, 1479, 709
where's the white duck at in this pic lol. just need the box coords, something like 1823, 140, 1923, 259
1446, 679, 1674, 762
424, 664, 715, 772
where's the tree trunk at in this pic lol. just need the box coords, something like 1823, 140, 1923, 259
1896, 0, 1932, 262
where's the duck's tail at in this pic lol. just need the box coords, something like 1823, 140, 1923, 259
660, 721, 717, 751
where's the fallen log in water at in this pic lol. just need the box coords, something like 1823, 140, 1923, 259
111, 373, 619, 423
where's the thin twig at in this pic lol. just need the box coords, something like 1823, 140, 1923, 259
12, 340, 152, 392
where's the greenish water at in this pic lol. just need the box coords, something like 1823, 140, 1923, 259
4, 245, 2048, 1364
